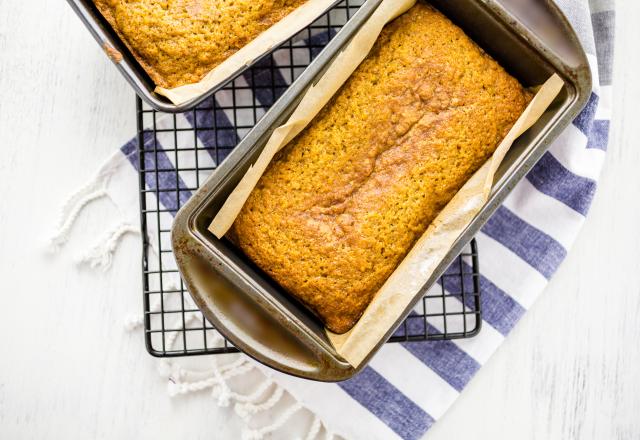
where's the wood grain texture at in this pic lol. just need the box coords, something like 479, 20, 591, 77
0, 0, 638, 439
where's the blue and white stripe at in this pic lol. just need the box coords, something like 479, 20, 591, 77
120, 1, 615, 438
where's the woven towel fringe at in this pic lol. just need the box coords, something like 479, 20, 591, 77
162, 361, 332, 439
124, 310, 333, 439
47, 150, 124, 253
117, 222, 332, 440
233, 378, 274, 404
76, 222, 139, 270
241, 402, 304, 440
234, 386, 284, 420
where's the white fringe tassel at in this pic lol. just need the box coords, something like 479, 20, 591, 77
125, 307, 333, 439
47, 150, 124, 253
76, 222, 139, 270
47, 188, 109, 252
241, 402, 304, 440
234, 386, 285, 420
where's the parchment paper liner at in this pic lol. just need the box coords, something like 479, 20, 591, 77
155, 0, 341, 105
208, 0, 564, 367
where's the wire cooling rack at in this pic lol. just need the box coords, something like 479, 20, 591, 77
135, 0, 482, 357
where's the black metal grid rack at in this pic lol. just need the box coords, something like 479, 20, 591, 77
136, 0, 482, 358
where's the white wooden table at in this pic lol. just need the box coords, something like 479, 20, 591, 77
1, 1, 639, 439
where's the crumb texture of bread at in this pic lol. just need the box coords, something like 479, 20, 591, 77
229, 3, 530, 334
93, 0, 308, 88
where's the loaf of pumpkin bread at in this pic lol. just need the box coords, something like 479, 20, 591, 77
229, 2, 530, 334
93, 0, 309, 88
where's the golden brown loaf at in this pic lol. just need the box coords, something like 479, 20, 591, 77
229, 3, 530, 334
93, 0, 308, 88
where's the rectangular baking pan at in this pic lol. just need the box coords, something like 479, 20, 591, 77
65, 0, 343, 113
171, 0, 592, 381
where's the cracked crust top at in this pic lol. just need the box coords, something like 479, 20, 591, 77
229, 2, 529, 334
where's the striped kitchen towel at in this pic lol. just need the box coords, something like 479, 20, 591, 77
49, 0, 615, 439
276, 2, 614, 439
275, 1, 614, 438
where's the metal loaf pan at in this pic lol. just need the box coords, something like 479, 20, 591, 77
65, 0, 342, 112
171, 0, 592, 381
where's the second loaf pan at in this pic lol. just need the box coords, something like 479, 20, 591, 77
172, 0, 592, 381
